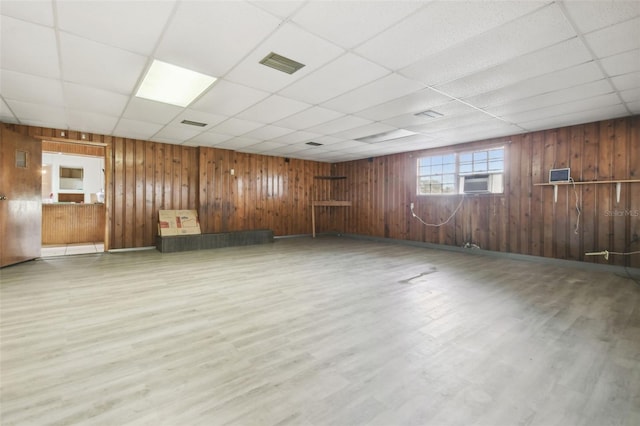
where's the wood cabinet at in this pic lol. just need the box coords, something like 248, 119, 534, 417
42, 204, 105, 244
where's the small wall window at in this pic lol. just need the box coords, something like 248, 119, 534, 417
417, 146, 505, 195
59, 167, 84, 190
418, 154, 456, 195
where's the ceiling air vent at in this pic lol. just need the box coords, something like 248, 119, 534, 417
259, 52, 305, 75
306, 142, 323, 146
181, 119, 207, 127
414, 109, 443, 118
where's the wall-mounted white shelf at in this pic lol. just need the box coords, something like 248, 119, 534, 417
534, 179, 640, 203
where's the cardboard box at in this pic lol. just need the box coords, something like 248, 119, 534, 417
158, 210, 201, 236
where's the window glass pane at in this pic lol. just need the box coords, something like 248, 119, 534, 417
443, 183, 455, 193
443, 154, 455, 165
459, 153, 472, 162
473, 151, 488, 162
431, 164, 442, 175
431, 184, 442, 194
16, 151, 27, 168
442, 174, 455, 184
443, 163, 455, 173
489, 160, 504, 171
489, 149, 503, 160
459, 163, 472, 174
431, 156, 443, 165
474, 162, 488, 172
419, 158, 430, 167
420, 166, 431, 175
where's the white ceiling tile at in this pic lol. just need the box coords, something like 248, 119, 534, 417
240, 141, 289, 154
152, 125, 205, 144
59, 32, 147, 94
273, 106, 344, 130
310, 136, 347, 146
63, 83, 128, 117
268, 130, 321, 145
333, 122, 398, 140
306, 115, 373, 135
5, 99, 67, 128
408, 110, 496, 134
1, 16, 59, 78
379, 98, 478, 129
279, 53, 390, 104
249, 1, 303, 19
291, 1, 423, 49
462, 62, 606, 108
600, 49, 640, 77
1, 70, 64, 106
112, 118, 163, 140
190, 80, 270, 117
155, 1, 280, 76
355, 88, 452, 121
186, 131, 233, 147
243, 125, 294, 141
211, 118, 264, 136
215, 137, 262, 150
122, 97, 182, 124
321, 73, 424, 114
355, 0, 548, 70
0, 0, 54, 26
66, 110, 118, 134
620, 87, 640, 103
56, 1, 175, 55
584, 17, 640, 59
627, 100, 640, 114
236, 95, 312, 124
611, 72, 640, 91
501, 92, 625, 123
269, 144, 314, 155
401, 5, 578, 86
225, 23, 344, 93
0, 97, 18, 123
519, 104, 629, 131
562, 1, 640, 34
486, 80, 614, 117
435, 38, 593, 99
169, 109, 227, 129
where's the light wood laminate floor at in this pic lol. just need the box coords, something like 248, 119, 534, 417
1, 237, 639, 426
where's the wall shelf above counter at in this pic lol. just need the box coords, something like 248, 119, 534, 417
534, 179, 640, 203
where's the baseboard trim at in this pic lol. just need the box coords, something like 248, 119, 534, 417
340, 233, 640, 278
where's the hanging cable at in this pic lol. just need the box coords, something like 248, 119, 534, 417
569, 177, 581, 234
410, 196, 465, 227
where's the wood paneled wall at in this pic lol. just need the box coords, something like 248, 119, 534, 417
334, 116, 640, 268
8, 124, 332, 249
7, 116, 638, 267
198, 147, 331, 235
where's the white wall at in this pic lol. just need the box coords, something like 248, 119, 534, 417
42, 153, 104, 203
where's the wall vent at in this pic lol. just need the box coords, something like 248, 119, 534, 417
181, 119, 207, 127
306, 141, 323, 146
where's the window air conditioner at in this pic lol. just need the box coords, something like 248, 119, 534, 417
461, 174, 503, 194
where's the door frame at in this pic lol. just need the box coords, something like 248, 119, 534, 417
36, 136, 110, 251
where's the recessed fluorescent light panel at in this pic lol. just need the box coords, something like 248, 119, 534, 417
414, 109, 443, 118
259, 52, 305, 75
355, 129, 418, 144
136, 60, 216, 107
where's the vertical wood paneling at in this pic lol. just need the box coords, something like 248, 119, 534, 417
337, 115, 639, 268
8, 117, 639, 266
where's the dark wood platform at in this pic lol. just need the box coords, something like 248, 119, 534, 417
156, 229, 274, 253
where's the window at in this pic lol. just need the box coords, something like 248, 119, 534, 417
418, 154, 456, 194
417, 147, 505, 195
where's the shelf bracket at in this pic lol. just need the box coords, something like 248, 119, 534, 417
553, 184, 558, 203
616, 182, 621, 204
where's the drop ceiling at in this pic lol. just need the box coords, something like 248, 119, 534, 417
1, 0, 638, 163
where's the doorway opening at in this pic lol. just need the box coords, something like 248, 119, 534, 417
41, 140, 106, 256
